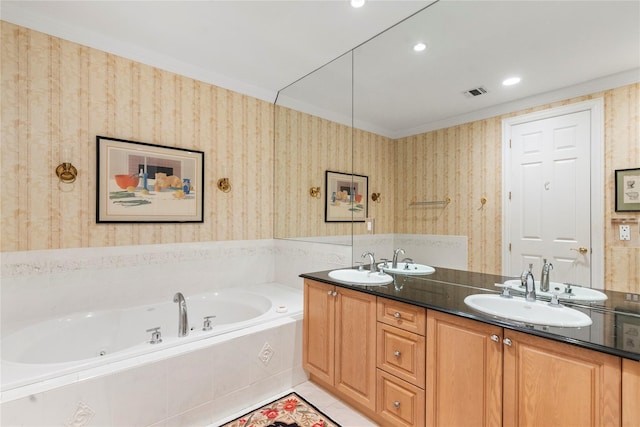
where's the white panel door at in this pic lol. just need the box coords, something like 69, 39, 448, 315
509, 110, 591, 286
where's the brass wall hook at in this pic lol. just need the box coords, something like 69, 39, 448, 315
478, 196, 487, 210
371, 192, 381, 203
309, 187, 321, 198
217, 177, 231, 193
55, 162, 78, 184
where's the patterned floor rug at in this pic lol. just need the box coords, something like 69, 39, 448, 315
220, 392, 341, 427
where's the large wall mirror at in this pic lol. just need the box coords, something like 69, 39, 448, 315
274, 0, 639, 290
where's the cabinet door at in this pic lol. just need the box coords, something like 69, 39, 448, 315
426, 310, 503, 427
503, 330, 621, 427
335, 287, 377, 411
623, 358, 640, 427
303, 279, 335, 385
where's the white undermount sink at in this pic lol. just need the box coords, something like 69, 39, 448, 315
328, 269, 393, 286
378, 262, 435, 275
463, 294, 593, 328
502, 280, 607, 302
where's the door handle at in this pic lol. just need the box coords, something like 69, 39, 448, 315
570, 247, 588, 254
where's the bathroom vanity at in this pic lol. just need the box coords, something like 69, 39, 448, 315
300, 267, 640, 427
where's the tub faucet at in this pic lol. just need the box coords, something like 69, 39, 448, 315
173, 292, 189, 337
392, 248, 405, 268
540, 259, 553, 292
521, 263, 536, 302
361, 251, 376, 272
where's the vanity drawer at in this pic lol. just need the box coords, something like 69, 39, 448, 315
377, 298, 426, 335
377, 323, 425, 387
377, 369, 425, 427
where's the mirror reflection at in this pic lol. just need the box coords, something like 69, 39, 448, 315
274, 0, 639, 292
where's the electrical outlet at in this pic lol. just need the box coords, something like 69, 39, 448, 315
365, 218, 375, 234
619, 225, 631, 241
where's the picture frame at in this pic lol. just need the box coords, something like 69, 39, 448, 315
325, 170, 368, 222
615, 309, 640, 353
97, 135, 204, 223
615, 168, 640, 212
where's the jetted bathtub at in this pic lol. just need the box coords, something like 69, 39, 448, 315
1, 282, 302, 398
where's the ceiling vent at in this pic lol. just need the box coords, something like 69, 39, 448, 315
463, 86, 488, 97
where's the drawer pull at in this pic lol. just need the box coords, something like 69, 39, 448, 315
490, 334, 500, 342
394, 312, 401, 319
393, 400, 401, 408
394, 350, 401, 357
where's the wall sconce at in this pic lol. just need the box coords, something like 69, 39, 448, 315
309, 187, 321, 198
55, 148, 77, 184
371, 192, 381, 203
217, 177, 231, 193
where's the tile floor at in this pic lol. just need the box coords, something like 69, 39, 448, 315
212, 381, 379, 427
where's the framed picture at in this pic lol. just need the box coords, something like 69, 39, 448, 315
97, 136, 204, 223
325, 170, 368, 222
615, 310, 640, 353
615, 168, 640, 212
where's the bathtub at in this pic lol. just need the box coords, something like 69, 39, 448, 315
1, 282, 303, 401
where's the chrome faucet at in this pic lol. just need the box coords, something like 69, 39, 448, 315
521, 263, 536, 302
173, 292, 189, 337
361, 251, 376, 272
540, 259, 553, 292
392, 248, 405, 268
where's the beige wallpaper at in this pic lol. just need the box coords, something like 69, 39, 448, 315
2, 22, 638, 292
273, 106, 395, 239
1, 22, 273, 251
395, 84, 640, 292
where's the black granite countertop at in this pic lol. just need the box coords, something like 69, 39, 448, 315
300, 266, 640, 361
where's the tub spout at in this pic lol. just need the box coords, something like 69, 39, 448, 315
173, 292, 189, 337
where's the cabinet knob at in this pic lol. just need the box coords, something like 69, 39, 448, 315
503, 338, 513, 346
490, 334, 500, 342
394, 312, 401, 319
327, 290, 332, 295
393, 401, 401, 408
332, 291, 338, 296
394, 350, 401, 357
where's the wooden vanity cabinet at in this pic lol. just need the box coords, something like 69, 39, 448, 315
427, 310, 622, 427
303, 279, 377, 411
376, 299, 426, 427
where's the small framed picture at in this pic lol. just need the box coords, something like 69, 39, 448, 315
96, 136, 204, 223
325, 170, 368, 222
615, 168, 640, 212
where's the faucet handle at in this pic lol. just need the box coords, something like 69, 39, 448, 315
202, 315, 216, 331
495, 283, 512, 298
379, 258, 389, 268
549, 292, 561, 306
146, 327, 163, 344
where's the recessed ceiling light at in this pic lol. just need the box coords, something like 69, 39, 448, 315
351, 0, 365, 8
503, 77, 521, 86
413, 42, 427, 52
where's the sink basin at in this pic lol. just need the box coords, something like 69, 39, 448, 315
328, 269, 393, 286
463, 294, 592, 328
502, 280, 607, 302
378, 262, 435, 275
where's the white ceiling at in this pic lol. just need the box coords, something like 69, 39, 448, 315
2, 0, 639, 138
